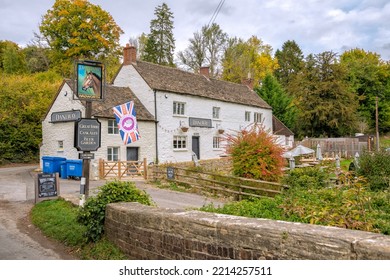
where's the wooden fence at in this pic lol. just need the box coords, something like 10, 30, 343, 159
301, 137, 372, 158
151, 165, 287, 201
99, 158, 147, 180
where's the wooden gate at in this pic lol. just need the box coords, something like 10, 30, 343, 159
99, 158, 147, 180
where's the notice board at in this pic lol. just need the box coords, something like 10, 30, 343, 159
35, 173, 60, 203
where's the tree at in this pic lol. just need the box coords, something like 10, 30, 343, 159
178, 23, 227, 77
22, 45, 50, 73
177, 29, 205, 72
39, 0, 123, 75
142, 2, 175, 66
256, 73, 297, 130
128, 33, 148, 59
290, 51, 359, 137
1, 41, 26, 74
274, 40, 304, 89
221, 36, 278, 86
0, 71, 62, 163
203, 23, 228, 77
340, 48, 390, 133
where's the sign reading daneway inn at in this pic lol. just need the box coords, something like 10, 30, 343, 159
189, 117, 212, 128
51, 110, 81, 123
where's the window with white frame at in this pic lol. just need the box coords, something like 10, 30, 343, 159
213, 136, 222, 149
173, 101, 185, 115
245, 111, 251, 122
108, 119, 119, 134
254, 112, 263, 123
212, 107, 220, 119
57, 140, 64, 151
173, 135, 187, 149
107, 147, 119, 161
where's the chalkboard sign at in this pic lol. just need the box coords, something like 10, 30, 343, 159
167, 167, 175, 180
35, 173, 60, 203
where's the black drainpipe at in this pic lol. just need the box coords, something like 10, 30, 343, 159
154, 89, 159, 164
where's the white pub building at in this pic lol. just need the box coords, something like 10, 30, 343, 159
40, 45, 293, 174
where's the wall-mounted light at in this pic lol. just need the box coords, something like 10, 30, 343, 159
64, 91, 68, 96
164, 94, 168, 99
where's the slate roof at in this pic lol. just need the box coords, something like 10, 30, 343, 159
130, 61, 271, 109
63, 80, 154, 121
272, 115, 294, 136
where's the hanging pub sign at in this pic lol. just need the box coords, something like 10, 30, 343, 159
75, 60, 104, 101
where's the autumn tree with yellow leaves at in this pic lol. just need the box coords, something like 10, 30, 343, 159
39, 0, 123, 76
221, 36, 278, 87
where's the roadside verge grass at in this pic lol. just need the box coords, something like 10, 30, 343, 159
30, 198, 127, 260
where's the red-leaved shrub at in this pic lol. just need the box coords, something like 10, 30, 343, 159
225, 125, 285, 182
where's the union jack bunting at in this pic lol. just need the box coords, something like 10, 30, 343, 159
113, 101, 141, 144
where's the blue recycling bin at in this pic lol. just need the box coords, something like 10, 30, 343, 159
66, 160, 83, 179
60, 161, 68, 179
42, 156, 66, 173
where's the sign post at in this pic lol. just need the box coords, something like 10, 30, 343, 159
74, 117, 101, 202
74, 60, 104, 205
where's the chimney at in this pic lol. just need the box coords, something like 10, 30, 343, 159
241, 72, 254, 89
123, 43, 137, 65
199, 66, 210, 78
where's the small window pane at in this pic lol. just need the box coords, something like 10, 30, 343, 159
173, 136, 187, 149
108, 147, 119, 161
213, 137, 221, 149
213, 107, 220, 119
108, 119, 119, 134
245, 111, 251, 122
173, 102, 185, 115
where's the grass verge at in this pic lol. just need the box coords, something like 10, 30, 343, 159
30, 198, 127, 260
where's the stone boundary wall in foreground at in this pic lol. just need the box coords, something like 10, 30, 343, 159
105, 202, 390, 260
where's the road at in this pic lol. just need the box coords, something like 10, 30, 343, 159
0, 165, 223, 260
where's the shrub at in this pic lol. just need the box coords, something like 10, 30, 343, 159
200, 197, 285, 221
357, 149, 390, 191
225, 124, 285, 182
77, 180, 153, 242
280, 173, 377, 231
200, 172, 387, 234
283, 166, 329, 189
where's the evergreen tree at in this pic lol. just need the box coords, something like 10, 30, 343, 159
274, 40, 304, 90
256, 73, 297, 130
143, 3, 175, 66
290, 51, 359, 137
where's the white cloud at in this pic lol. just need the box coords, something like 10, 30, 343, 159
0, 0, 389, 60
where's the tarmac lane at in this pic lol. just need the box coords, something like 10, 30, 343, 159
0, 164, 224, 260
0, 165, 69, 260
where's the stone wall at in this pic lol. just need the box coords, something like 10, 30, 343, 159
105, 202, 390, 260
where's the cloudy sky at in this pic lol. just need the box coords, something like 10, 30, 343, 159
1, 0, 389, 60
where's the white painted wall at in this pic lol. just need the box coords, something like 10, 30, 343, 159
155, 90, 273, 163
113, 65, 156, 117
98, 119, 156, 163
40, 83, 85, 167
274, 135, 295, 149
40, 82, 156, 178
